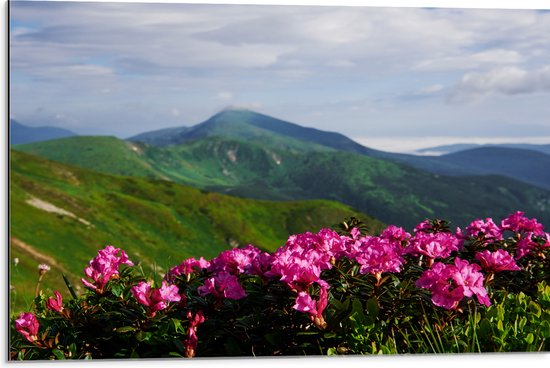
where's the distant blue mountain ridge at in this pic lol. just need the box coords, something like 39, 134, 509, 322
416, 143, 550, 156
10, 119, 77, 145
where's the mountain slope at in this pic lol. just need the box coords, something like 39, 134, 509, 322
10, 119, 77, 145
15, 136, 168, 179
10, 149, 382, 313
14, 135, 550, 229
129, 108, 376, 155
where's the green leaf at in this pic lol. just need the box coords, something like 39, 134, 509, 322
136, 331, 152, 342
111, 283, 125, 298
366, 297, 379, 318
52, 349, 66, 360
171, 318, 184, 333
116, 326, 137, 333
540, 320, 550, 339
62, 274, 78, 299
350, 298, 365, 322
168, 352, 183, 358
524, 333, 534, 345
527, 301, 541, 318
478, 318, 493, 339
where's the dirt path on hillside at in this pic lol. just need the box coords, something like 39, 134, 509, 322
25, 196, 92, 227
10, 237, 72, 276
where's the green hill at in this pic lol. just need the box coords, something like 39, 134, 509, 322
128, 109, 550, 191
128, 107, 372, 154
9, 149, 383, 313
15, 135, 550, 229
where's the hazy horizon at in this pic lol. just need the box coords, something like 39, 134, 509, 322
9, 0, 550, 153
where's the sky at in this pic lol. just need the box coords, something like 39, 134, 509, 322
8, 0, 550, 153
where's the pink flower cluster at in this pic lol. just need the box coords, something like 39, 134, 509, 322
501, 211, 545, 235
208, 245, 273, 277
131, 280, 182, 317
406, 230, 463, 262
81, 245, 134, 293
463, 211, 550, 259
353, 235, 406, 279
15, 313, 40, 343
266, 231, 336, 292
416, 258, 491, 310
464, 218, 503, 244
178, 211, 547, 315
197, 271, 247, 300
475, 249, 520, 273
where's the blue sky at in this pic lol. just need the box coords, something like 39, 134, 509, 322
8, 0, 550, 152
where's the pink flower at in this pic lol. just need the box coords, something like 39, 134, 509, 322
381, 225, 411, 245
38, 264, 51, 273
406, 232, 462, 260
416, 259, 491, 310
354, 237, 405, 277
451, 258, 491, 307
15, 312, 40, 343
293, 283, 329, 329
316, 228, 347, 258
131, 281, 181, 317
500, 211, 545, 236
475, 249, 521, 272
414, 220, 433, 233
294, 291, 317, 314
165, 257, 210, 282
265, 231, 334, 291
416, 262, 464, 310
81, 245, 134, 293
208, 245, 272, 276
465, 218, 503, 244
197, 271, 246, 300
515, 232, 550, 259
184, 310, 205, 358
46, 290, 64, 313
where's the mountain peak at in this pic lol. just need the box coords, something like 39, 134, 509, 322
128, 108, 375, 155
220, 105, 254, 113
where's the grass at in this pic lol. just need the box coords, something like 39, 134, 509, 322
9, 149, 385, 313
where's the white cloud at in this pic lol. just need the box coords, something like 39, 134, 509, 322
415, 49, 524, 72
448, 65, 550, 103
217, 91, 234, 101
415, 84, 445, 96
9, 2, 550, 138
